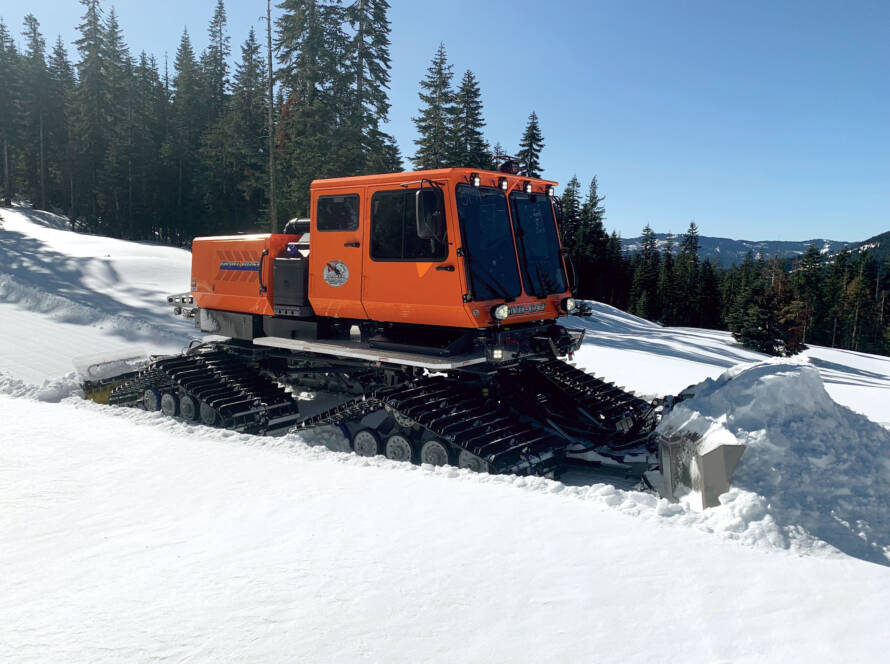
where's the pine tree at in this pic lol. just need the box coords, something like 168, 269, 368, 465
517, 111, 544, 177
699, 260, 723, 329
0, 19, 19, 206
204, 0, 230, 120
791, 243, 823, 343
98, 6, 132, 234
229, 27, 268, 226
344, 0, 397, 173
657, 235, 676, 325
412, 43, 457, 169
605, 231, 629, 308
47, 36, 76, 219
21, 14, 49, 209
198, 1, 237, 234
166, 29, 205, 240
276, 0, 350, 215
674, 221, 701, 325
629, 224, 660, 320
823, 250, 851, 348
452, 70, 489, 168
558, 175, 582, 253
575, 176, 609, 300
73, 0, 109, 225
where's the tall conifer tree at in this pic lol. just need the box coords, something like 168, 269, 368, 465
412, 43, 457, 169
74, 0, 108, 224
517, 111, 544, 177
21, 14, 49, 209
205, 0, 230, 120
0, 19, 19, 206
452, 70, 490, 168
47, 37, 76, 218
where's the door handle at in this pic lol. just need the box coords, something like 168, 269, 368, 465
258, 248, 269, 293
436, 265, 455, 272
344, 241, 360, 248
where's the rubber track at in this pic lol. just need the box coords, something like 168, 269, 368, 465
296, 376, 566, 475
516, 359, 659, 456
109, 351, 301, 434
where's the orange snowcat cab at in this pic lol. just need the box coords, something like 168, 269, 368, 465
184, 168, 579, 361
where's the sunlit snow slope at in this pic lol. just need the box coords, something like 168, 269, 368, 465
2, 206, 890, 663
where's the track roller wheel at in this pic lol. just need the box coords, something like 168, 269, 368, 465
160, 393, 178, 417
200, 402, 218, 427
458, 450, 489, 474
384, 433, 415, 463
143, 387, 161, 412
352, 428, 381, 457
179, 395, 198, 421
420, 439, 452, 467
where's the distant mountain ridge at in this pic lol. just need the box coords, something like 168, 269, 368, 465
843, 231, 890, 265
621, 233, 852, 267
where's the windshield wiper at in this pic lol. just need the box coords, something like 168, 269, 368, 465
464, 251, 515, 302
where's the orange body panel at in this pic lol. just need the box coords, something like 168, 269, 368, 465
190, 168, 572, 330
191, 233, 296, 315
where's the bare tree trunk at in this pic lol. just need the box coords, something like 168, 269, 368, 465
2, 139, 10, 207
68, 172, 75, 229
39, 112, 46, 209
267, 0, 278, 233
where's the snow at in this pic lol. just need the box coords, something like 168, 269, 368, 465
3, 205, 890, 661
659, 360, 890, 564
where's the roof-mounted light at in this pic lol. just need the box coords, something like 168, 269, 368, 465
546, 185, 556, 197
523, 181, 533, 194
469, 172, 481, 187
498, 177, 509, 191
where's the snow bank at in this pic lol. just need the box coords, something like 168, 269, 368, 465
0, 370, 81, 402
659, 360, 890, 564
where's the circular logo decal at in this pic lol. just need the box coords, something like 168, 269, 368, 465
323, 260, 349, 287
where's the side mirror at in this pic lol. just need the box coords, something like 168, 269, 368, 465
415, 188, 445, 241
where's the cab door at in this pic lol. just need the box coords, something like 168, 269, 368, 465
361, 185, 473, 328
307, 189, 369, 319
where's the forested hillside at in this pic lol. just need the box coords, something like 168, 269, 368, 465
1, 0, 887, 357
0, 0, 543, 242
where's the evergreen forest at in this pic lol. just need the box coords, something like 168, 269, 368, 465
1, 1, 887, 356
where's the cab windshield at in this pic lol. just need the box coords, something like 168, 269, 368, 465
509, 192, 568, 297
456, 185, 522, 301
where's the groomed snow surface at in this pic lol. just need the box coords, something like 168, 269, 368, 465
2, 205, 890, 662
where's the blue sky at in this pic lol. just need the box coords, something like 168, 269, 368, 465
3, 0, 888, 241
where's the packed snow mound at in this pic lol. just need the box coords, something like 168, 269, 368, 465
660, 360, 890, 564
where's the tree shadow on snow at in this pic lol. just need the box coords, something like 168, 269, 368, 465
0, 229, 193, 345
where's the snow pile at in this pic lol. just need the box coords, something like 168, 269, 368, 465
660, 360, 890, 564
0, 370, 81, 402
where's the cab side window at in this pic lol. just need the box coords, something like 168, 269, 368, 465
371, 190, 447, 261
317, 194, 359, 231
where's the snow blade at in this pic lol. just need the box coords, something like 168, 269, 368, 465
657, 431, 745, 509
74, 349, 150, 404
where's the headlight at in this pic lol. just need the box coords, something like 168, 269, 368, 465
562, 297, 577, 313
492, 304, 510, 321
